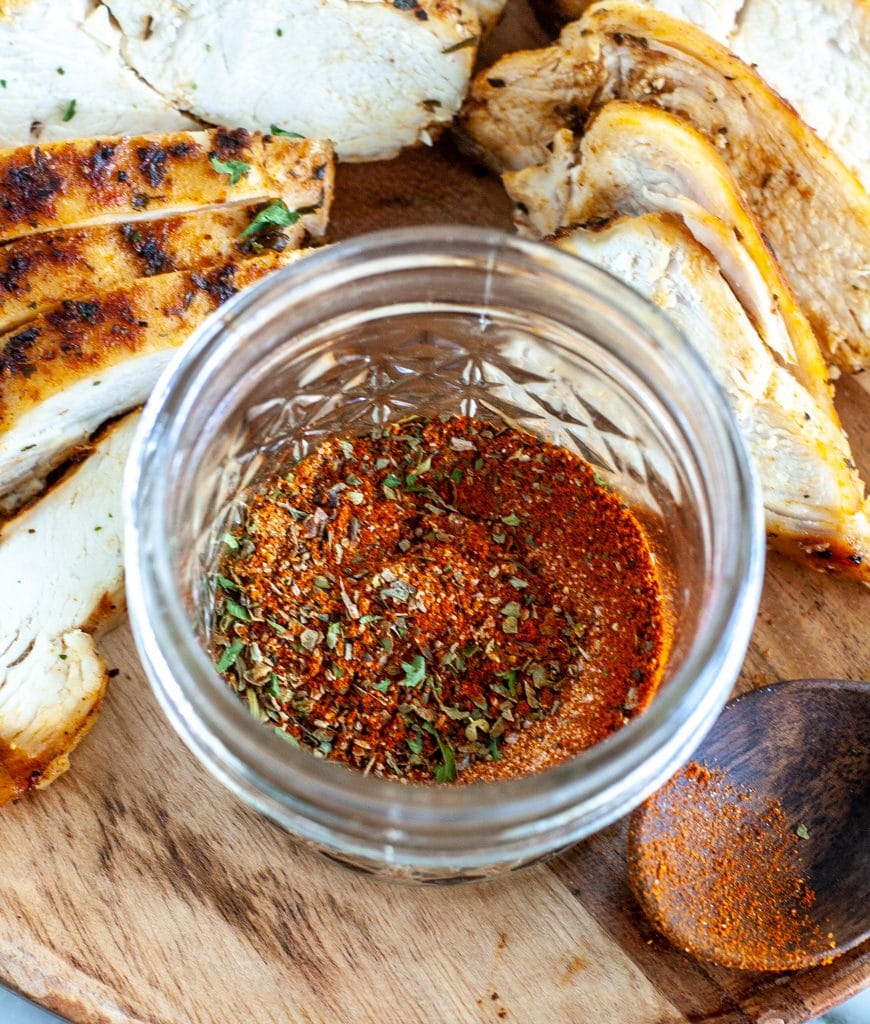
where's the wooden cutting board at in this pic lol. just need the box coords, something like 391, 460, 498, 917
1, 6, 868, 1022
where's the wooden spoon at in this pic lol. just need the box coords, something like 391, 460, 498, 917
627, 679, 869, 971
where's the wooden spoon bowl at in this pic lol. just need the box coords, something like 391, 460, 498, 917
627, 679, 870, 971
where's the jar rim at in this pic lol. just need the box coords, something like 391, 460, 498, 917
125, 226, 765, 871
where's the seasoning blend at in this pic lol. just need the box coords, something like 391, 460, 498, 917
210, 416, 668, 783
628, 762, 836, 970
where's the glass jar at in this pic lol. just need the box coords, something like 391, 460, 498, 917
125, 227, 764, 881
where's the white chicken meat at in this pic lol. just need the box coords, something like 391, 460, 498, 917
557, 214, 870, 581
505, 103, 835, 421
104, 0, 485, 161
0, 411, 138, 805
543, 0, 869, 188
0, 0, 195, 146
461, 2, 870, 373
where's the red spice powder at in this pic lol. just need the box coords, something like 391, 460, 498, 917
210, 416, 668, 783
628, 762, 836, 970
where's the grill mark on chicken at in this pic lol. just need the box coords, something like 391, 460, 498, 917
0, 130, 334, 243
136, 143, 170, 188
120, 222, 173, 276
0, 197, 327, 336
45, 295, 147, 360
190, 264, 239, 304
0, 326, 40, 379
83, 143, 118, 186
0, 149, 63, 223
0, 252, 31, 293
212, 128, 252, 161
167, 142, 197, 165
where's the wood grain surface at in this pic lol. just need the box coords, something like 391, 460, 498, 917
1, 4, 868, 1022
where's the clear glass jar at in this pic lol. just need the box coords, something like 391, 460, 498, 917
125, 227, 764, 881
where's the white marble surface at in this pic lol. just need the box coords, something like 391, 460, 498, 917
1, 981, 868, 1022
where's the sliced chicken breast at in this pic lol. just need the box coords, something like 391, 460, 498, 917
0, 0, 195, 147
505, 103, 836, 423
540, 0, 741, 37
0, 204, 313, 334
105, 0, 483, 162
538, 0, 869, 189
729, 0, 869, 192
466, 0, 509, 32
461, 2, 870, 373
0, 129, 334, 243
0, 248, 313, 512
557, 214, 870, 582
0, 411, 138, 806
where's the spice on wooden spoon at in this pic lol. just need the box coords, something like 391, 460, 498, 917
627, 679, 870, 970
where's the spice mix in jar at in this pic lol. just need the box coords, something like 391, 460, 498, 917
208, 415, 670, 784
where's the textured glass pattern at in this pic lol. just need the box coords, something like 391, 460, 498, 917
126, 229, 762, 879
188, 312, 698, 654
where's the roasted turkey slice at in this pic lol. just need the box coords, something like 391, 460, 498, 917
505, 103, 836, 423
461, 1, 870, 373
0, 411, 138, 806
556, 214, 870, 582
0, 204, 314, 334
535, 0, 869, 190
0, 129, 334, 243
0, 248, 313, 513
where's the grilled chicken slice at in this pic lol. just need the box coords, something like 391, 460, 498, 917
505, 103, 836, 422
729, 0, 869, 193
461, 1, 870, 373
0, 411, 138, 806
537, 0, 869, 189
0, 248, 313, 512
105, 0, 484, 162
556, 214, 870, 582
0, 0, 195, 147
0, 204, 314, 334
0, 129, 334, 243
539, 0, 740, 37
466, 0, 509, 32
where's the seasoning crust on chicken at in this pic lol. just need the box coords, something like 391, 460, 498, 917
534, 0, 869, 189
0, 412, 138, 806
556, 214, 870, 582
0, 248, 314, 513
536, 0, 741, 37
0, 129, 334, 243
0, 205, 314, 334
505, 103, 836, 423
0, 108, 335, 801
461, 1, 870, 373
